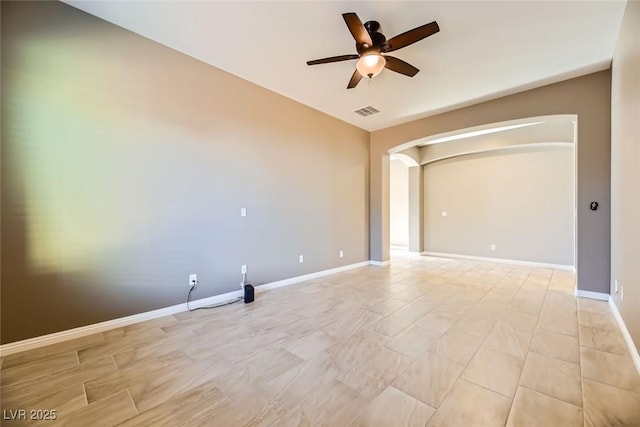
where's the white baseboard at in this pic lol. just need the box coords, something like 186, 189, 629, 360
0, 260, 370, 357
422, 251, 575, 271
608, 298, 640, 375
575, 290, 610, 301
369, 260, 390, 266
0, 290, 243, 357
256, 261, 370, 291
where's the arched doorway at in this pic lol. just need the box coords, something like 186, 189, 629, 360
387, 115, 576, 269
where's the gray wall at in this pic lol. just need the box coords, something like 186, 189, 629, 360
389, 159, 409, 247
610, 1, 640, 351
370, 70, 611, 294
423, 145, 575, 266
1, 1, 369, 343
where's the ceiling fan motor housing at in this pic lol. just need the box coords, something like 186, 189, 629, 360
358, 20, 387, 54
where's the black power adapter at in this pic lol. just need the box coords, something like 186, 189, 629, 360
244, 284, 254, 303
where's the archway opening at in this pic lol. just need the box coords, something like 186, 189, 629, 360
387, 115, 576, 269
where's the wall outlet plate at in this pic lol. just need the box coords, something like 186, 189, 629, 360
621, 286, 624, 301
615, 279, 619, 293
339, 250, 344, 258
189, 273, 197, 287
490, 244, 497, 251
241, 265, 247, 274
299, 255, 304, 263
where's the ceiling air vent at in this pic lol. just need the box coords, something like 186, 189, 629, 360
354, 106, 380, 117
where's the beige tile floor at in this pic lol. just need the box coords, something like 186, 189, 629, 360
2, 253, 640, 426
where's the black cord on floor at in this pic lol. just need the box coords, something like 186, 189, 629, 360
187, 286, 243, 312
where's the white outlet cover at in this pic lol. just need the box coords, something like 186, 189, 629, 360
339, 250, 344, 258
621, 287, 624, 301
241, 265, 247, 274
491, 244, 497, 251
240, 208, 247, 217
442, 211, 448, 217
189, 273, 197, 287
299, 255, 304, 263
615, 279, 618, 293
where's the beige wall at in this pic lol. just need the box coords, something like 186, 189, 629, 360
1, 1, 369, 343
423, 145, 575, 266
610, 1, 640, 351
389, 159, 409, 247
371, 71, 611, 294
408, 166, 424, 253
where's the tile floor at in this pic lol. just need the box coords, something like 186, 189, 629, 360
1, 253, 640, 426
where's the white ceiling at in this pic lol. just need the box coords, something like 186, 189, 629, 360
64, 1, 627, 132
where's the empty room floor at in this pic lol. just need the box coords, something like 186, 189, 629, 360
2, 253, 640, 426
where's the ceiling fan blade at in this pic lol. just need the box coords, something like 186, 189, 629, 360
342, 12, 373, 46
383, 21, 439, 52
384, 56, 420, 77
347, 69, 363, 89
307, 54, 360, 66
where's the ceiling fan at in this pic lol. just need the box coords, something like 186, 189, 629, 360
307, 13, 440, 89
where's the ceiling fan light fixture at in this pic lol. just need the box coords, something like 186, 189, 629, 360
356, 54, 386, 79
306, 13, 439, 89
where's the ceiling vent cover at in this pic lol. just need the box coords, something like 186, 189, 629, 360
354, 106, 380, 117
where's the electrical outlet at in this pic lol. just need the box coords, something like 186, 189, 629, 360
241, 265, 247, 274
442, 211, 448, 217
189, 273, 197, 287
339, 250, 344, 258
621, 286, 624, 301
490, 244, 497, 251
240, 208, 247, 217
299, 255, 304, 263
615, 279, 619, 293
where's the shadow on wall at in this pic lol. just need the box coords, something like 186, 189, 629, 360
1, 1, 370, 344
